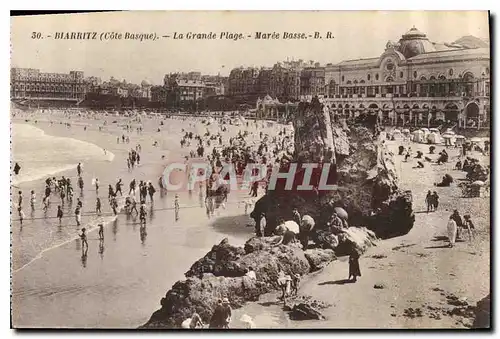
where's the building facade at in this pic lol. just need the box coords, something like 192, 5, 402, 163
324, 27, 490, 129
11, 68, 86, 101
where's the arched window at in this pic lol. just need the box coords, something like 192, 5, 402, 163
429, 76, 436, 80
438, 75, 446, 80
449, 69, 453, 76
386, 76, 394, 82
346, 80, 352, 85
413, 71, 417, 79
341, 75, 345, 82
353, 80, 358, 84
367, 74, 371, 81
400, 71, 404, 78
420, 76, 427, 81
375, 73, 379, 81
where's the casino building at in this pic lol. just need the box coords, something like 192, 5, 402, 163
10, 68, 86, 105
323, 27, 490, 129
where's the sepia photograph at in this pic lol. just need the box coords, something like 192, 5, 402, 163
10, 10, 491, 329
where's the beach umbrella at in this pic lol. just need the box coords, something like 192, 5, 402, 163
334, 207, 348, 220
402, 128, 410, 134
442, 134, 453, 139
455, 135, 465, 139
283, 220, 300, 234
393, 129, 401, 134
472, 180, 485, 186
429, 128, 440, 133
470, 137, 482, 143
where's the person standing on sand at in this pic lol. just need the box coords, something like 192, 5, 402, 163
108, 185, 115, 200
75, 206, 82, 227
13, 162, 21, 175
463, 214, 476, 241
447, 216, 458, 248
425, 190, 433, 213
348, 248, 362, 282
94, 178, 100, 194
77, 162, 82, 177
18, 206, 25, 226
98, 223, 104, 241
30, 190, 36, 211
80, 228, 88, 250
139, 202, 147, 225
431, 191, 439, 211
78, 176, 84, 196
147, 182, 156, 203
57, 205, 63, 223
129, 179, 136, 196
96, 197, 102, 215
18, 191, 23, 209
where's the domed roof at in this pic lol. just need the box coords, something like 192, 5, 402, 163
397, 26, 436, 59
402, 26, 427, 39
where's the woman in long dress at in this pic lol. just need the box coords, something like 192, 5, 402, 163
447, 216, 458, 248
348, 248, 361, 282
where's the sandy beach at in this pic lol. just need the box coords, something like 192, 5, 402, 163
230, 139, 490, 329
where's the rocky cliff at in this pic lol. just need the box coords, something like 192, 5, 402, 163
251, 97, 414, 239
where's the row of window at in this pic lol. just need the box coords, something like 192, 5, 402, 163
340, 68, 489, 83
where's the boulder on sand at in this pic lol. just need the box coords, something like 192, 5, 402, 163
304, 248, 336, 271
472, 294, 491, 328
289, 302, 326, 321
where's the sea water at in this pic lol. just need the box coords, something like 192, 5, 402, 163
11, 123, 116, 271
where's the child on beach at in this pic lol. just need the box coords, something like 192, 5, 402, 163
75, 206, 82, 227
57, 205, 63, 223
96, 197, 101, 215
139, 204, 147, 225
80, 228, 88, 249
98, 223, 104, 240
463, 214, 476, 241
30, 190, 36, 211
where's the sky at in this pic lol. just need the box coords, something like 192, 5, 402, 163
11, 11, 489, 85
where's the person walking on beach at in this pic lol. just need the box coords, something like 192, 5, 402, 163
139, 203, 147, 225
77, 162, 82, 177
115, 179, 123, 196
110, 196, 118, 216
18, 206, 25, 226
108, 185, 115, 200
174, 194, 180, 221
96, 197, 102, 215
147, 182, 156, 203
60, 189, 66, 206
129, 179, 136, 196
76, 197, 83, 209
98, 223, 104, 241
75, 206, 82, 227
78, 176, 84, 196
425, 190, 433, 213
431, 191, 439, 211
130, 196, 138, 215
348, 248, 362, 282
136, 153, 141, 166
30, 190, 36, 211
57, 205, 63, 224
447, 216, 458, 248
80, 228, 88, 250
18, 191, 23, 209
42, 194, 50, 212
94, 178, 100, 194
450, 209, 463, 240
463, 214, 476, 241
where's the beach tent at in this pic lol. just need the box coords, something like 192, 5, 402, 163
455, 135, 466, 147
429, 128, 440, 133
427, 132, 441, 144
412, 129, 425, 143
392, 129, 402, 140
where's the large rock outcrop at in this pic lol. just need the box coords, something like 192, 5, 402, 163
250, 97, 414, 239
142, 238, 311, 328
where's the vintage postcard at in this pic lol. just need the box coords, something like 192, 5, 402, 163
10, 11, 490, 329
